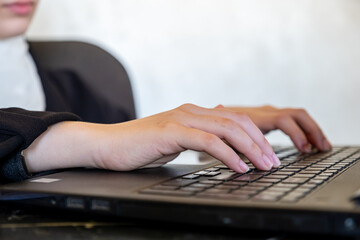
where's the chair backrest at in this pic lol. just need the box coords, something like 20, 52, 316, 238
28, 41, 136, 120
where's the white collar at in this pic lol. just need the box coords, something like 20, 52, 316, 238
0, 35, 46, 111
0, 35, 28, 66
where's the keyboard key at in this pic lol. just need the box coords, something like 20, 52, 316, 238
180, 187, 203, 192
233, 174, 263, 182
206, 167, 220, 171
232, 189, 257, 195
283, 191, 305, 199
283, 166, 303, 171
264, 175, 288, 180
240, 185, 265, 192
194, 171, 209, 175
202, 188, 230, 194
308, 179, 325, 185
296, 173, 316, 178
223, 181, 248, 186
252, 169, 272, 175
280, 195, 301, 202
214, 164, 230, 169
301, 183, 317, 189
319, 172, 334, 177
273, 182, 299, 188
295, 187, 312, 194
182, 174, 200, 179
306, 167, 325, 171
258, 178, 281, 184
272, 171, 295, 176
247, 182, 273, 188
266, 186, 293, 193
259, 190, 285, 197
282, 177, 308, 184
199, 180, 221, 185
204, 172, 221, 177
214, 184, 239, 190
300, 170, 321, 174
189, 183, 214, 188
208, 172, 240, 181
291, 188, 312, 194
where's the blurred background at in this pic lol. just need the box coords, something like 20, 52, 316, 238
27, 0, 360, 146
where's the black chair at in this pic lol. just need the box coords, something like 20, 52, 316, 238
28, 41, 136, 122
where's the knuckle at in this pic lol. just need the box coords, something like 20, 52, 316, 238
250, 141, 259, 152
178, 103, 195, 111
218, 118, 238, 131
235, 112, 251, 123
275, 113, 292, 124
243, 141, 260, 156
169, 107, 191, 119
201, 133, 219, 148
294, 108, 308, 115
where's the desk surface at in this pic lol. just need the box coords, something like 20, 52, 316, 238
0, 202, 356, 240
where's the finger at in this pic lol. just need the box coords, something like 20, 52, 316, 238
179, 104, 279, 167
179, 113, 274, 170
231, 114, 281, 167
288, 109, 332, 151
175, 126, 250, 173
274, 114, 312, 153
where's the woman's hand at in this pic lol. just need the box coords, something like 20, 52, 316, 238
23, 104, 280, 174
223, 105, 332, 153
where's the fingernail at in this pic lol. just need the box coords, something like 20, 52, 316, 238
302, 143, 312, 153
323, 139, 332, 151
263, 155, 273, 170
271, 152, 281, 167
239, 161, 249, 173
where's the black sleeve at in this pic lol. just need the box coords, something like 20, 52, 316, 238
0, 108, 81, 183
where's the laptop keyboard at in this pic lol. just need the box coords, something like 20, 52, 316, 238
139, 147, 360, 202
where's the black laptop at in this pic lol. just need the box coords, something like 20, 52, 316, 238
1, 146, 360, 236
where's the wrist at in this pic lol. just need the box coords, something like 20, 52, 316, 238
23, 121, 101, 173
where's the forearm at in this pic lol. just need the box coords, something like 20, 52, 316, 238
23, 121, 102, 173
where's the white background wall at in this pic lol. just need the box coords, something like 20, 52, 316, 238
27, 0, 360, 146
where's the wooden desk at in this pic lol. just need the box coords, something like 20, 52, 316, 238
0, 202, 355, 240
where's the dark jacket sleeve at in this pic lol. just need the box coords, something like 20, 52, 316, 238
0, 108, 80, 183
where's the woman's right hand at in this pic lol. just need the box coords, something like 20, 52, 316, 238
23, 104, 280, 174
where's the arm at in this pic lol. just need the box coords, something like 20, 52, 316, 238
23, 104, 281, 175
4, 104, 331, 181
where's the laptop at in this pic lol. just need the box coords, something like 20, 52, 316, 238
1, 146, 360, 237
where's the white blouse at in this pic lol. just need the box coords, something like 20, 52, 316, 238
0, 35, 45, 111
